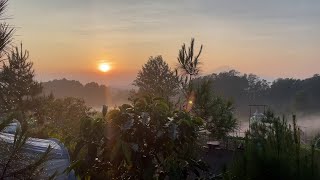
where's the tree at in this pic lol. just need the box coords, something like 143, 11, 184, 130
0, 0, 15, 111
268, 78, 301, 113
246, 73, 269, 103
0, 0, 14, 59
177, 39, 237, 139
0, 44, 42, 113
192, 78, 237, 139
133, 56, 179, 103
28, 96, 93, 146
42, 79, 110, 107
71, 96, 208, 179
0, 1, 53, 179
177, 38, 203, 101
294, 90, 308, 112
177, 38, 202, 78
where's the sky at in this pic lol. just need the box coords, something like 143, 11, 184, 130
6, 0, 320, 88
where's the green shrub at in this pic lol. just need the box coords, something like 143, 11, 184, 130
226, 112, 320, 180
70, 96, 208, 179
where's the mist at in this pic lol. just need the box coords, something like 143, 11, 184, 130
238, 114, 320, 141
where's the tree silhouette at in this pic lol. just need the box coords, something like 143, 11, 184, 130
133, 56, 179, 102
0, 44, 42, 113
177, 38, 203, 77
177, 38, 203, 98
176, 39, 237, 139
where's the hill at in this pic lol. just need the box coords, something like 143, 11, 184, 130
42, 78, 130, 108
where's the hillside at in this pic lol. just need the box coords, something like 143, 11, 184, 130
42, 79, 130, 108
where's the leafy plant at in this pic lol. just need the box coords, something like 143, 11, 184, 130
192, 78, 237, 139
70, 96, 208, 179
27, 96, 95, 151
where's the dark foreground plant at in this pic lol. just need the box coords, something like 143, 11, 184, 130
0, 113, 52, 179
70, 96, 209, 179
225, 112, 320, 180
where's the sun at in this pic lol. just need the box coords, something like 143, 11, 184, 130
98, 63, 111, 72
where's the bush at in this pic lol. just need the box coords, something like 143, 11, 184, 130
226, 112, 320, 180
70, 96, 208, 179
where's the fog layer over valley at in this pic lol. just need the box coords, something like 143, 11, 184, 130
42, 78, 130, 108
238, 115, 320, 140
43, 70, 320, 123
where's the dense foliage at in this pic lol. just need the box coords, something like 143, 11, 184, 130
0, 1, 53, 177
58, 39, 237, 179
0, 11, 41, 114
0, 44, 42, 113
202, 70, 320, 117
133, 56, 179, 103
71, 96, 207, 179
4, 0, 318, 178
226, 113, 320, 180
175, 39, 237, 140
192, 78, 237, 139
28, 96, 93, 145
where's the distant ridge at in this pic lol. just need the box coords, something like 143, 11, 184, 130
42, 78, 130, 107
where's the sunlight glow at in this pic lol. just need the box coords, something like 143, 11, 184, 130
98, 63, 111, 72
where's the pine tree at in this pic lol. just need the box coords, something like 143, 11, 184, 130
0, 0, 13, 59
0, 44, 42, 113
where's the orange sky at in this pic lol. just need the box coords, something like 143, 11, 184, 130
7, 0, 320, 88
